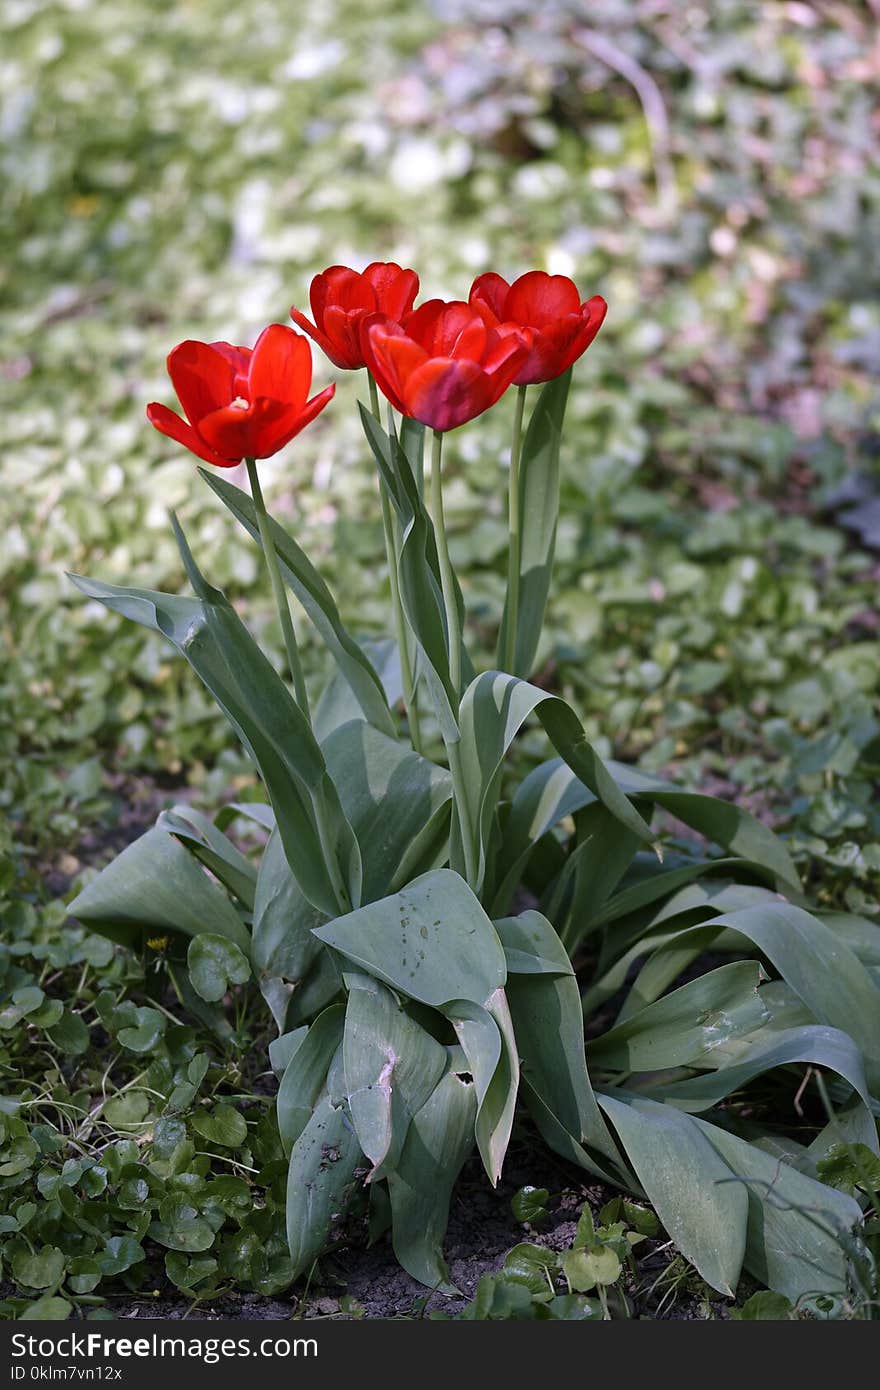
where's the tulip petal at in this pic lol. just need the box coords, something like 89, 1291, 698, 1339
147, 402, 236, 467
259, 383, 336, 455
404, 357, 489, 432
167, 340, 236, 426
506, 271, 582, 326
405, 300, 481, 358
468, 272, 511, 327
362, 318, 428, 416
248, 324, 313, 407
363, 262, 420, 320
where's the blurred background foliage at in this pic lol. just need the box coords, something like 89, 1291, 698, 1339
2, 0, 880, 916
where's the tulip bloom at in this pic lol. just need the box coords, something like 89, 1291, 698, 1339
468, 271, 607, 386
290, 262, 420, 371
147, 324, 334, 467
361, 300, 529, 432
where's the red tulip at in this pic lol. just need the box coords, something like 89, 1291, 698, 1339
146, 324, 334, 466
290, 262, 419, 370
468, 271, 607, 386
361, 299, 530, 432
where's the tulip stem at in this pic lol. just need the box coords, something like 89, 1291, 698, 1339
430, 429, 461, 696
501, 383, 528, 674
429, 429, 478, 889
245, 458, 310, 719
367, 375, 423, 755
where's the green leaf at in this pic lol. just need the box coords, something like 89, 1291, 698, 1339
817, 1142, 880, 1194
314, 869, 506, 1009
191, 1104, 247, 1148
511, 1186, 550, 1224
187, 934, 251, 1003
495, 913, 625, 1178
324, 719, 452, 905
251, 827, 324, 988
46, 1010, 90, 1055
652, 1025, 874, 1126
691, 1111, 863, 1302
732, 1291, 795, 1320
637, 903, 880, 1090
116, 1005, 165, 1053
149, 1216, 216, 1253
495, 755, 800, 915
561, 1244, 621, 1292
359, 408, 471, 736
497, 369, 570, 676
12, 1245, 65, 1290
343, 973, 447, 1178
165, 1251, 219, 1293
68, 826, 250, 953
199, 468, 396, 738
276, 1005, 344, 1155
314, 637, 401, 741
386, 1070, 477, 1294
598, 1093, 748, 1297
155, 804, 257, 909
286, 1094, 363, 1280
17, 1297, 71, 1321
457, 672, 654, 894
446, 991, 519, 1185
588, 962, 766, 1070
68, 562, 360, 919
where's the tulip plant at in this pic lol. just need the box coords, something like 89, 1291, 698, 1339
69, 264, 880, 1309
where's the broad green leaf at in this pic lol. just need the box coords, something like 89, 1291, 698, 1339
276, 1005, 344, 1155
457, 672, 654, 893
254, 723, 451, 1016
286, 1094, 362, 1280
323, 719, 452, 905
191, 1104, 247, 1148
117, 1006, 165, 1053
588, 962, 766, 1070
313, 869, 506, 1009
268, 1026, 308, 1078
187, 934, 251, 1003
818, 912, 880, 967
12, 1245, 65, 1289
68, 562, 360, 919
68, 827, 250, 953
561, 1244, 621, 1291
497, 369, 571, 676
387, 1070, 477, 1293
599, 1093, 748, 1296
314, 637, 401, 741
155, 804, 256, 909
199, 468, 396, 737
652, 1025, 875, 1129
637, 903, 880, 1090
149, 1216, 215, 1253
46, 1010, 90, 1056
495, 755, 799, 911
446, 990, 519, 1184
494, 918, 625, 1179
496, 913, 627, 1178
251, 827, 323, 984
692, 1112, 863, 1302
343, 973, 447, 1178
17, 1297, 71, 1321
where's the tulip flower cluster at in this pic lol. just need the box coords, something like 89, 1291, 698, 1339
149, 263, 606, 453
